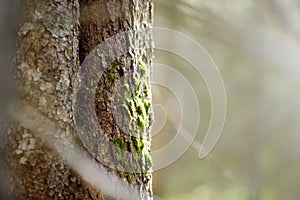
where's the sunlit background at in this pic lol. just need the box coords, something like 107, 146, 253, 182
1, 0, 300, 199
152, 0, 300, 200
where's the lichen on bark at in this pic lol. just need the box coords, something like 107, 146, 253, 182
4, 0, 154, 199
79, 0, 154, 199
4, 0, 102, 199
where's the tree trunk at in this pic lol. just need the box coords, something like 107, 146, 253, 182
4, 0, 153, 199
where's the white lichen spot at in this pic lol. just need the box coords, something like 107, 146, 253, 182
56, 71, 70, 91
32, 69, 42, 81
33, 10, 43, 20
70, 176, 76, 182
40, 82, 52, 91
48, 112, 54, 119
56, 109, 69, 122
18, 23, 34, 36
19, 157, 28, 165
39, 97, 47, 106
19, 62, 29, 71
18, 141, 27, 151
22, 132, 31, 139
15, 149, 23, 155
28, 138, 36, 150
26, 69, 34, 81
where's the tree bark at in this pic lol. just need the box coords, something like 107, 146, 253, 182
79, 0, 153, 198
4, 0, 153, 199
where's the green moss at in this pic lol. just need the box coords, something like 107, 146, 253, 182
99, 58, 152, 165
136, 116, 145, 128
134, 83, 142, 96
107, 73, 117, 83
135, 98, 146, 117
128, 99, 136, 117
137, 172, 148, 182
112, 138, 125, 150
107, 66, 118, 83
136, 105, 143, 115
138, 59, 147, 71
144, 100, 151, 115
124, 172, 135, 183
133, 137, 145, 153
96, 35, 102, 43
144, 85, 149, 97
66, 46, 72, 54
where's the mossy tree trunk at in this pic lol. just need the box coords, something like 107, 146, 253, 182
4, 0, 153, 199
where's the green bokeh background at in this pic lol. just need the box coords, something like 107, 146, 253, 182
152, 1, 300, 199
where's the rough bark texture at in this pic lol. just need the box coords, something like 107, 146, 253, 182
4, 0, 153, 199
79, 0, 154, 199
4, 0, 101, 199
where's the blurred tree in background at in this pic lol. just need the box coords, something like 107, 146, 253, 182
152, 0, 300, 200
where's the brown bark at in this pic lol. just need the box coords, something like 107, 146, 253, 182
4, 0, 153, 199
79, 0, 153, 199
4, 0, 100, 199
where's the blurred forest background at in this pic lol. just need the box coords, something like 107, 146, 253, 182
152, 0, 300, 200
1, 0, 300, 199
